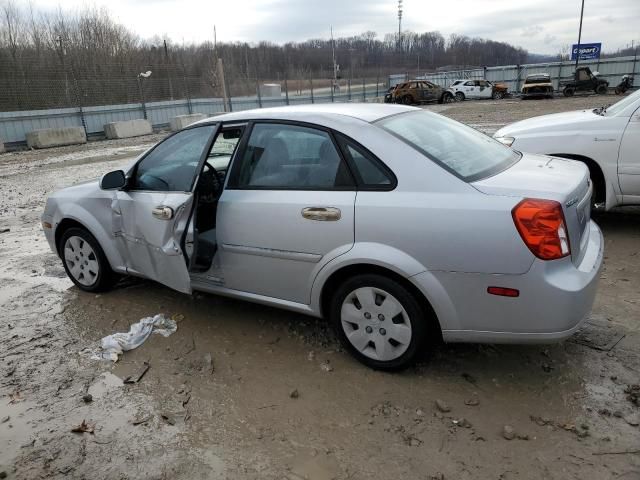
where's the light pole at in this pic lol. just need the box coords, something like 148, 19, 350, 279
397, 0, 403, 52
137, 71, 152, 120
574, 0, 585, 72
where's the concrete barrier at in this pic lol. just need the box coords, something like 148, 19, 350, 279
26, 127, 87, 149
0, 139, 5, 154
170, 114, 207, 131
104, 119, 153, 139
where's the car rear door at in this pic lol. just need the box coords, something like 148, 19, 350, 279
114, 124, 219, 293
216, 121, 356, 304
477, 80, 493, 99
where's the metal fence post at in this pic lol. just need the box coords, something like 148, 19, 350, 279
362, 78, 366, 101
284, 77, 290, 105
376, 73, 380, 98
348, 79, 351, 100
182, 70, 193, 114
330, 78, 334, 103
136, 76, 147, 119
310, 76, 314, 104
256, 79, 263, 108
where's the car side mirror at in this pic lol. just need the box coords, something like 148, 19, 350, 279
100, 170, 126, 190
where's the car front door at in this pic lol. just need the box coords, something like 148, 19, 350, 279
618, 106, 640, 199
114, 124, 219, 293
217, 121, 356, 304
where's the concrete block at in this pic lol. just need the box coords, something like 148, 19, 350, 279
26, 127, 87, 149
104, 119, 152, 139
0, 139, 5, 154
170, 114, 207, 131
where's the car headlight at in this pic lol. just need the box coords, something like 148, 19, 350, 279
495, 136, 515, 147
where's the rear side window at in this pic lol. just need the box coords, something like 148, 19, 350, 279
336, 134, 394, 189
230, 123, 354, 189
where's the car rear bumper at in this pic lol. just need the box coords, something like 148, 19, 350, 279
417, 221, 604, 343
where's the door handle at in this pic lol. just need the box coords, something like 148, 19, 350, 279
301, 207, 341, 221
152, 206, 174, 220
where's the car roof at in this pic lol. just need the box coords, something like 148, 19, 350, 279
194, 103, 418, 125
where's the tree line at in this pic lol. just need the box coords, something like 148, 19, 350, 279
1, 1, 532, 110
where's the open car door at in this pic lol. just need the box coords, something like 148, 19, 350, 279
114, 123, 219, 293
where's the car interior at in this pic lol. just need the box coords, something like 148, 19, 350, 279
190, 126, 243, 272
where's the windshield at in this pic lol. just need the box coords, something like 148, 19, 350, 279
377, 110, 520, 182
604, 89, 640, 116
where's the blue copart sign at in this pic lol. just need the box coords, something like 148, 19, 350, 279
571, 43, 602, 60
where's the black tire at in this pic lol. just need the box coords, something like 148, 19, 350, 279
402, 95, 413, 105
455, 91, 465, 102
563, 87, 575, 97
329, 274, 431, 371
492, 90, 504, 100
615, 87, 622, 95
596, 84, 607, 95
442, 92, 455, 103
58, 227, 117, 292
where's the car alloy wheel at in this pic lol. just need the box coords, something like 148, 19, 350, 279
563, 87, 574, 97
492, 91, 504, 100
455, 92, 465, 102
64, 235, 100, 286
340, 286, 413, 362
330, 273, 433, 370
59, 227, 117, 292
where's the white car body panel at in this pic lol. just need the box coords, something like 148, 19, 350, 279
494, 90, 640, 209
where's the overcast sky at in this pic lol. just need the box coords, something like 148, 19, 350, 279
30, 0, 640, 55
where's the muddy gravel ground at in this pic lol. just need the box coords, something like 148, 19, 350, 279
1, 96, 639, 480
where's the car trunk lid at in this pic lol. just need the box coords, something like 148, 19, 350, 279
472, 153, 592, 265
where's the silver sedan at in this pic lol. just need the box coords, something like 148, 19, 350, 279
42, 104, 603, 370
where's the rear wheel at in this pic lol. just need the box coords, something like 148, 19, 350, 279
59, 227, 117, 292
596, 84, 608, 95
402, 95, 413, 105
563, 87, 575, 97
330, 274, 430, 370
455, 92, 465, 102
492, 90, 504, 100
442, 92, 455, 103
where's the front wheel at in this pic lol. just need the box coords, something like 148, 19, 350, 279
329, 274, 431, 370
442, 92, 455, 103
402, 95, 413, 105
59, 227, 117, 292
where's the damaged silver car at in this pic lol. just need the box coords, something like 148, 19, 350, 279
42, 104, 603, 370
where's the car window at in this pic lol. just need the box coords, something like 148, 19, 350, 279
208, 127, 243, 171
134, 125, 215, 191
336, 134, 394, 188
577, 70, 589, 81
464, 81, 474, 86
377, 110, 520, 182
232, 123, 354, 189
452, 80, 463, 86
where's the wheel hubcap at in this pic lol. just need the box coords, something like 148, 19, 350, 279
64, 236, 99, 286
340, 287, 412, 362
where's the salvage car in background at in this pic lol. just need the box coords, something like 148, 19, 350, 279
521, 73, 554, 99
561, 66, 609, 97
446, 79, 509, 101
42, 104, 603, 370
391, 81, 446, 104
495, 89, 640, 210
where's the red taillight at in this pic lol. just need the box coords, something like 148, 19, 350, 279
511, 199, 570, 260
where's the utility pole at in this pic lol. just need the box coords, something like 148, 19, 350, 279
574, 0, 585, 71
397, 0, 403, 52
331, 26, 338, 93
164, 39, 174, 100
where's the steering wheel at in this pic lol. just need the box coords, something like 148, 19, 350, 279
198, 161, 224, 201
